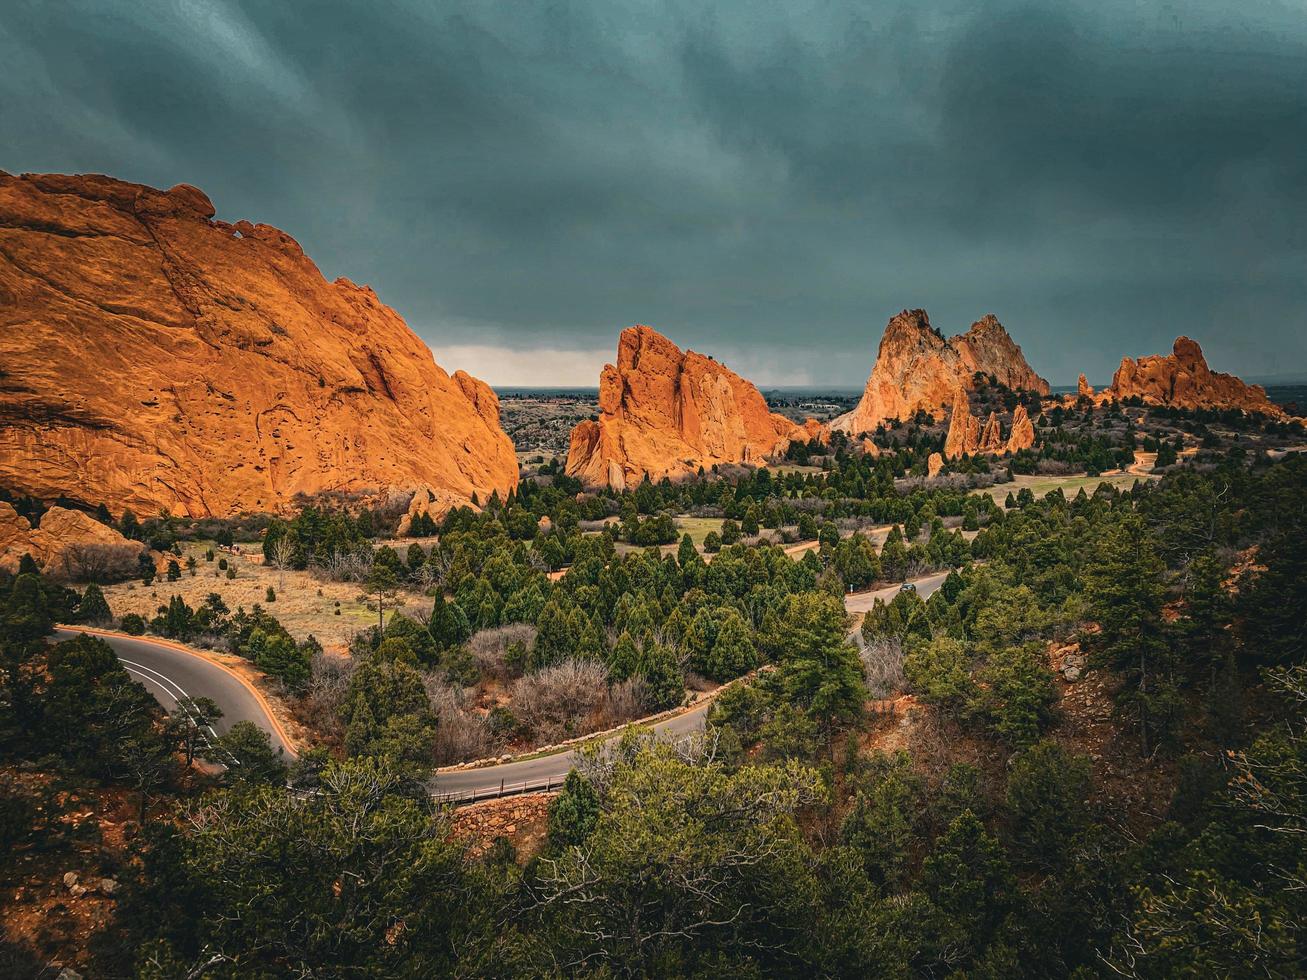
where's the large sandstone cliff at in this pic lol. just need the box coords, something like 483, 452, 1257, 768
565, 326, 822, 489
833, 310, 1049, 435
1106, 337, 1285, 418
0, 172, 519, 518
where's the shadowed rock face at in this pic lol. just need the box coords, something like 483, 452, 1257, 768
833, 310, 1049, 436
1106, 337, 1286, 418
0, 172, 518, 517
565, 325, 823, 489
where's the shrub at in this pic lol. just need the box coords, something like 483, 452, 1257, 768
266, 586, 276, 603
78, 583, 113, 625
548, 771, 600, 846
120, 613, 146, 635
511, 658, 609, 743
1004, 740, 1092, 870
226, 568, 236, 580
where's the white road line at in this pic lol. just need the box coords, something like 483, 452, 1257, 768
120, 658, 221, 742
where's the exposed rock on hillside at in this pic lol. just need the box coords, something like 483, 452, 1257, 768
0, 504, 144, 578
565, 326, 824, 489
834, 310, 1049, 435
1106, 337, 1286, 418
1078, 373, 1094, 399
943, 390, 1036, 460
0, 172, 519, 518
1007, 405, 1035, 453
944, 388, 981, 459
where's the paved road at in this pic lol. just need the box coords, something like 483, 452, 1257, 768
60, 565, 954, 803
54, 627, 297, 760
431, 697, 714, 802
432, 568, 954, 802
844, 569, 951, 614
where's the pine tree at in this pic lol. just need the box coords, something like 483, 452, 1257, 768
1084, 515, 1173, 755
78, 583, 112, 625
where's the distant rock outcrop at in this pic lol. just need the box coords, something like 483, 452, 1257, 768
834, 310, 1049, 435
1106, 337, 1286, 418
1078, 374, 1094, 399
565, 326, 824, 489
942, 390, 1036, 460
926, 452, 944, 479
0, 172, 519, 518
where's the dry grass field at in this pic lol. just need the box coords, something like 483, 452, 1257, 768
100, 542, 434, 652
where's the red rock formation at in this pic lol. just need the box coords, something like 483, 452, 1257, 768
0, 504, 145, 578
1006, 405, 1035, 453
1077, 374, 1094, 399
943, 388, 981, 459
0, 503, 31, 574
1106, 337, 1285, 418
943, 389, 1037, 460
0, 172, 519, 518
926, 452, 944, 479
978, 412, 1004, 453
834, 310, 1049, 435
564, 326, 823, 489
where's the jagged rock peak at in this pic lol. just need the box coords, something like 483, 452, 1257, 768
833, 309, 1049, 435
565, 325, 825, 489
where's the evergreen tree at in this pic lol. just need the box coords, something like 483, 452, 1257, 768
1084, 515, 1174, 754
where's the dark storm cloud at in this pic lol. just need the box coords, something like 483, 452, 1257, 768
3, 0, 1305, 384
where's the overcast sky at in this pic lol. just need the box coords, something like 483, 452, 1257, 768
4, 0, 1305, 386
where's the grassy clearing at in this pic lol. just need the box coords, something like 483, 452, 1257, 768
100, 541, 433, 652
975, 471, 1155, 506
674, 516, 724, 546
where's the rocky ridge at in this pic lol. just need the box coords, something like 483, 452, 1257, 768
1103, 337, 1286, 418
565, 326, 824, 489
834, 310, 1049, 435
0, 172, 519, 518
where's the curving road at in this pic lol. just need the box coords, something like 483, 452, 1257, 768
54, 627, 298, 760
60, 566, 953, 803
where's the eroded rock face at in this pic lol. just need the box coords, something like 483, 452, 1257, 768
0, 172, 519, 518
1107, 337, 1285, 418
834, 310, 1049, 435
944, 387, 980, 459
565, 325, 823, 488
1078, 374, 1094, 399
0, 504, 144, 578
0, 502, 32, 574
1007, 405, 1035, 453
943, 389, 1037, 460
926, 452, 944, 479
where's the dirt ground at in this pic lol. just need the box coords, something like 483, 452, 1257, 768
101, 542, 433, 653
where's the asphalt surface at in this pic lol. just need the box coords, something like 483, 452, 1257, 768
843, 569, 951, 614
60, 566, 951, 803
53, 627, 297, 760
431, 697, 713, 802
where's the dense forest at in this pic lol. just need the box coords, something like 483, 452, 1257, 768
2, 441, 1305, 975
